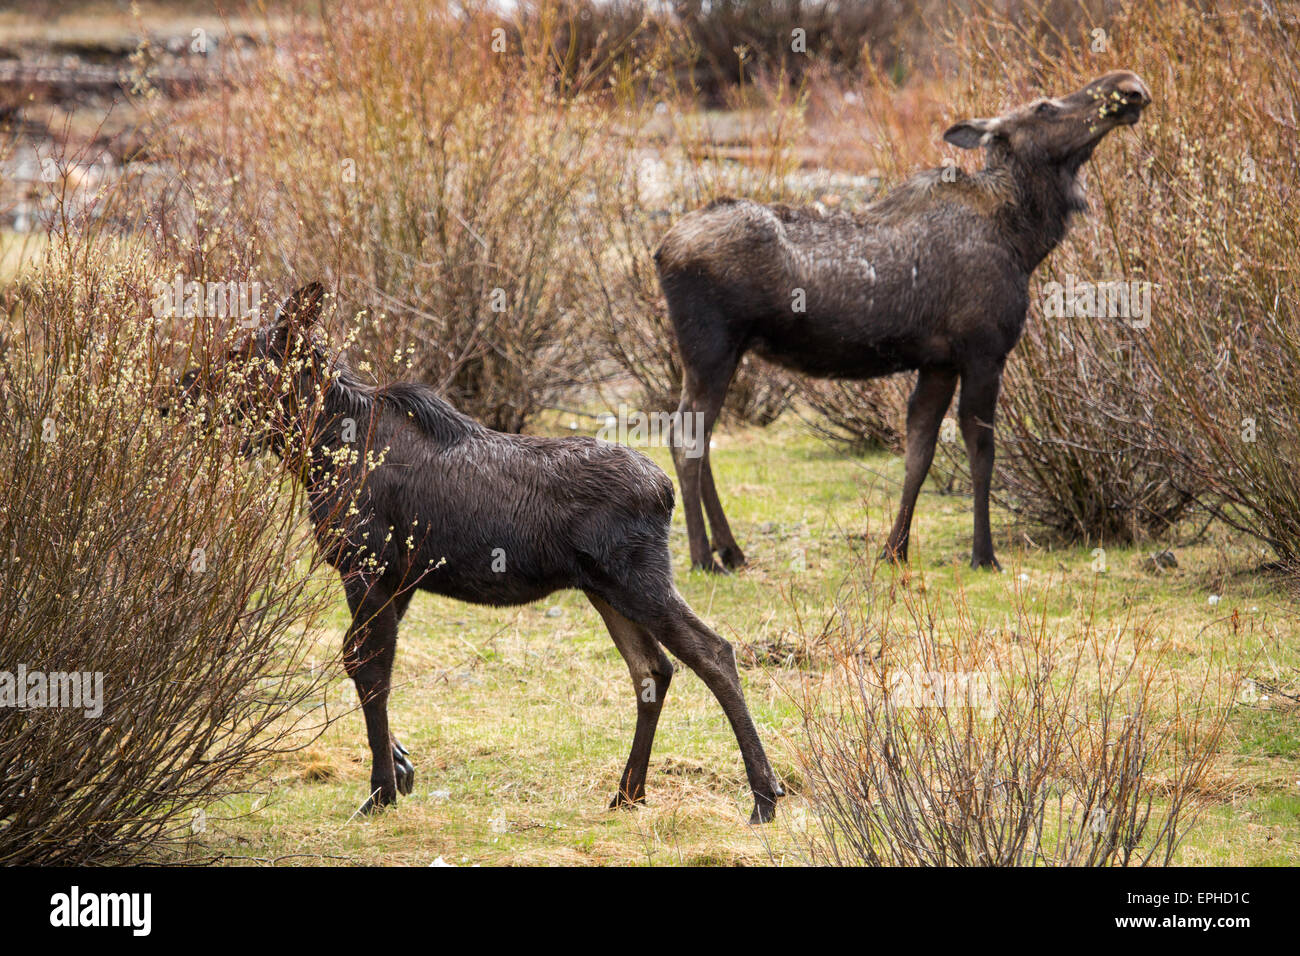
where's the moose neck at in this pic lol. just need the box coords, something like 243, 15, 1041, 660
257, 363, 359, 487
991, 148, 1093, 273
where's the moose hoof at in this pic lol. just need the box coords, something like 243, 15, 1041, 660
971, 555, 1002, 571
359, 789, 397, 816
748, 777, 784, 824
692, 558, 730, 575
749, 793, 781, 825
392, 740, 415, 796
878, 546, 907, 565
716, 545, 747, 570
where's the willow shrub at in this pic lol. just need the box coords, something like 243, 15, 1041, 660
0, 236, 336, 864
789, 557, 1233, 866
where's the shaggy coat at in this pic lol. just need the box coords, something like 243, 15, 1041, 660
657, 71, 1152, 572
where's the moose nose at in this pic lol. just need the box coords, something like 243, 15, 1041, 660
1115, 74, 1151, 106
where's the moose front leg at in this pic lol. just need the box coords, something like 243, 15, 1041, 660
343, 580, 403, 813
388, 589, 416, 796
958, 362, 1003, 570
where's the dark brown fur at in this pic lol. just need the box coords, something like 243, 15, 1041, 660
656, 72, 1152, 572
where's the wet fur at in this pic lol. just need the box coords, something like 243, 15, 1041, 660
192, 288, 783, 823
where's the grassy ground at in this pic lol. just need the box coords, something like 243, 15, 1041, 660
198, 417, 1300, 866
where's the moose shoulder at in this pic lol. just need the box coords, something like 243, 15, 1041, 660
657, 71, 1151, 573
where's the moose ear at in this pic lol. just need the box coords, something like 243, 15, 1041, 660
274, 282, 326, 328
943, 118, 999, 150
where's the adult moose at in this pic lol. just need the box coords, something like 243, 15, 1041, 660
657, 72, 1151, 572
176, 285, 783, 823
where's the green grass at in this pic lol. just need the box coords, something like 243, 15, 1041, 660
199, 418, 1300, 866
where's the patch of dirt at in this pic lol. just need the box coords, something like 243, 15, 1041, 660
737, 632, 816, 668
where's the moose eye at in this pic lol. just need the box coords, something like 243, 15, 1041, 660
1035, 101, 1058, 116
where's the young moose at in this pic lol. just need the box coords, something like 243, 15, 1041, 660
184, 285, 783, 823
657, 71, 1152, 573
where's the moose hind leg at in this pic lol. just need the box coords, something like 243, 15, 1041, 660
651, 594, 783, 823
588, 594, 674, 808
